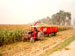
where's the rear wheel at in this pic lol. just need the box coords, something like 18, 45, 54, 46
30, 37, 35, 42
54, 32, 56, 36
38, 31, 44, 40
49, 33, 52, 37
51, 33, 55, 36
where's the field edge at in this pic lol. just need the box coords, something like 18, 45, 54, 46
43, 35, 75, 56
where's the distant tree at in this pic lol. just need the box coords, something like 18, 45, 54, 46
65, 12, 71, 25
37, 10, 71, 25
51, 10, 71, 25
38, 16, 52, 24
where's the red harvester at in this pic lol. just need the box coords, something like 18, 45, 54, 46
22, 21, 58, 42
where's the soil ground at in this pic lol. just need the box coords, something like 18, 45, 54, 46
0, 29, 75, 56
49, 41, 75, 56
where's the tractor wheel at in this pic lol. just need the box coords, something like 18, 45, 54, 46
54, 32, 56, 36
30, 37, 35, 42
51, 33, 55, 36
38, 31, 44, 40
49, 33, 52, 37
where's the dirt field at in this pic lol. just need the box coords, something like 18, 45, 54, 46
0, 24, 31, 31
0, 24, 72, 31
49, 41, 75, 56
0, 29, 75, 56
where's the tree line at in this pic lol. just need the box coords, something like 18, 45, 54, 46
38, 10, 71, 25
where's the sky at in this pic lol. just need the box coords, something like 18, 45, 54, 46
0, 0, 75, 24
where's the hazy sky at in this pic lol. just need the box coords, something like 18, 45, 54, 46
0, 0, 75, 24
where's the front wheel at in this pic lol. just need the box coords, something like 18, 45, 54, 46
30, 37, 35, 42
38, 31, 44, 40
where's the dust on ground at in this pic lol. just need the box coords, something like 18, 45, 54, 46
49, 41, 75, 56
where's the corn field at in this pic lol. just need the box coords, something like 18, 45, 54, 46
58, 26, 72, 31
0, 25, 73, 46
0, 29, 26, 46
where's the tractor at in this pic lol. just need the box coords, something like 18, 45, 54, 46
22, 21, 58, 42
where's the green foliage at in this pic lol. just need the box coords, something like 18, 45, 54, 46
58, 27, 72, 31
0, 26, 72, 46
0, 31, 4, 46
0, 29, 25, 46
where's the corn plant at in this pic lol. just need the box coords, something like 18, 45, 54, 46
0, 31, 4, 46
2, 30, 9, 44
58, 27, 72, 31
14, 29, 25, 41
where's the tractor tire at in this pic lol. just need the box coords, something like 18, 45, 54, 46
54, 32, 56, 36
49, 33, 52, 37
30, 37, 35, 42
38, 31, 44, 40
51, 33, 55, 36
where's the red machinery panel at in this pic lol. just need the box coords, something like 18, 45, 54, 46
40, 27, 58, 33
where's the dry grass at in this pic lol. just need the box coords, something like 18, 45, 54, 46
0, 29, 75, 56
65, 47, 70, 50
0, 24, 74, 56
43, 36, 75, 56
0, 24, 72, 31
0, 24, 31, 31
